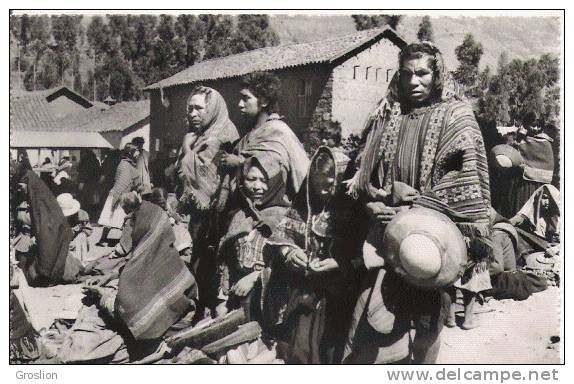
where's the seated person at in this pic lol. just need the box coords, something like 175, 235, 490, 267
57, 193, 95, 270
217, 154, 290, 317
490, 208, 520, 275
59, 192, 197, 363
510, 184, 560, 248
11, 164, 81, 286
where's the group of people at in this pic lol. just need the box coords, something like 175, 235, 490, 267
9, 41, 560, 365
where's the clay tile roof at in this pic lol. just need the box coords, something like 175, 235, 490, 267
74, 100, 150, 133
10, 86, 98, 131
144, 27, 406, 91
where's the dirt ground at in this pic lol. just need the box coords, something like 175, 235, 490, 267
438, 286, 562, 364
21, 226, 562, 365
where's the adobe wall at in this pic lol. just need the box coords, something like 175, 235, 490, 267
332, 37, 401, 138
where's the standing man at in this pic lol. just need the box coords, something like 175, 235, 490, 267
344, 42, 492, 364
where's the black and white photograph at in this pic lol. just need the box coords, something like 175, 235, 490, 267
8, 8, 564, 370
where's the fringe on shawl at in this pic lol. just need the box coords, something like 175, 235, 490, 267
457, 221, 493, 264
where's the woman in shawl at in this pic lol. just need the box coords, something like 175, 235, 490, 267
264, 146, 360, 364
217, 154, 290, 317
172, 86, 239, 314
510, 184, 560, 253
219, 71, 310, 204
60, 192, 197, 363
502, 115, 555, 218
175, 86, 239, 217
11, 164, 82, 286
97, 143, 142, 246
343, 42, 492, 364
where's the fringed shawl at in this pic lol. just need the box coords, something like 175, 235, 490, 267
115, 201, 196, 340
178, 87, 239, 210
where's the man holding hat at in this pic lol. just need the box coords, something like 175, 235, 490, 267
344, 42, 492, 364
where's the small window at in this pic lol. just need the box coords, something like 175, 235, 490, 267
297, 79, 313, 117
353, 65, 360, 80
387, 69, 393, 82
155, 138, 161, 152
365, 66, 372, 80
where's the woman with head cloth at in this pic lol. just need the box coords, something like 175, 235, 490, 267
216, 153, 291, 317
173, 86, 239, 314
97, 143, 142, 246
343, 42, 492, 364
263, 146, 358, 364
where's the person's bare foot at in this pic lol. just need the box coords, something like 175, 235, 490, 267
461, 291, 480, 330
446, 303, 457, 327
461, 314, 480, 330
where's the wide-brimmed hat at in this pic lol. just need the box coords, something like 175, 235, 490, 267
57, 193, 81, 217
490, 144, 524, 169
380, 207, 468, 288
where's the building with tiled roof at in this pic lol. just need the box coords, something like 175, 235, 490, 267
74, 100, 150, 151
10, 86, 98, 132
10, 86, 150, 165
144, 27, 407, 157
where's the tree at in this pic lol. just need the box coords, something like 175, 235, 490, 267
51, 15, 82, 53
478, 52, 560, 130
231, 15, 279, 54
87, 16, 113, 56
36, 48, 61, 89
417, 16, 434, 42
23, 15, 50, 90
352, 14, 402, 31
174, 14, 207, 66
98, 52, 144, 101
202, 14, 235, 60
453, 33, 484, 88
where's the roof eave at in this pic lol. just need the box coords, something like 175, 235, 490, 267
329, 27, 408, 66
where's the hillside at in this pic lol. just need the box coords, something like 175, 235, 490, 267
270, 14, 562, 71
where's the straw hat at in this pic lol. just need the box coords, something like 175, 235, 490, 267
490, 144, 524, 170
381, 207, 468, 288
57, 193, 81, 217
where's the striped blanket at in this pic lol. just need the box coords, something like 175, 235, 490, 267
115, 201, 196, 340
